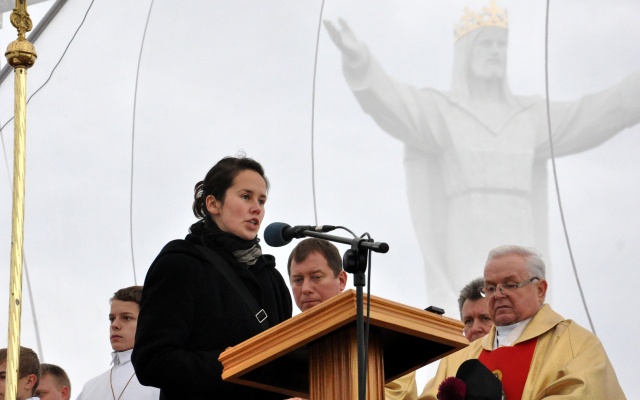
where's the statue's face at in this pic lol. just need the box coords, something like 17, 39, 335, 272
469, 27, 508, 80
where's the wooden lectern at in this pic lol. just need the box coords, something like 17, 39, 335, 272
219, 290, 467, 399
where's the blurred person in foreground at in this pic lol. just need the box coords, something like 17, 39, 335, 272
287, 238, 417, 400
132, 155, 292, 399
0, 346, 40, 400
76, 286, 159, 400
458, 277, 493, 342
36, 364, 70, 400
418, 245, 625, 399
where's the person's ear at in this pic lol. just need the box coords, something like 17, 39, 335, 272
338, 270, 348, 291
24, 373, 37, 392
61, 385, 70, 399
205, 195, 221, 216
537, 279, 548, 301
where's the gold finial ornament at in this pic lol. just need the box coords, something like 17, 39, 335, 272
5, 1, 37, 68
454, 0, 508, 42
5, 39, 37, 68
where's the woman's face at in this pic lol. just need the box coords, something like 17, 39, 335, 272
206, 169, 267, 240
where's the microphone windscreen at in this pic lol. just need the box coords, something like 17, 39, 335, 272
264, 222, 291, 247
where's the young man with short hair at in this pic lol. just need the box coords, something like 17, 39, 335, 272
0, 346, 40, 400
76, 286, 159, 400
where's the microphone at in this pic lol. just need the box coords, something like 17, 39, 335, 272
264, 222, 336, 247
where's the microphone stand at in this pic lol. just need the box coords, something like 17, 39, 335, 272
298, 230, 388, 400
345, 237, 369, 400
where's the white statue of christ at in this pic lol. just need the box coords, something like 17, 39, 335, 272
324, 2, 640, 312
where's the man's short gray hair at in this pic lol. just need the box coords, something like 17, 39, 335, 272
486, 245, 546, 279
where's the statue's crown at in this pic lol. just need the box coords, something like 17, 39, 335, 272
454, 0, 508, 41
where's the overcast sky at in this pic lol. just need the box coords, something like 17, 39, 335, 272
0, 0, 638, 396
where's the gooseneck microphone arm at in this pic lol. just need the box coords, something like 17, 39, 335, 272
263, 222, 389, 254
298, 230, 389, 254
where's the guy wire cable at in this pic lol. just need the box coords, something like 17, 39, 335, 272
310, 9, 375, 394
129, 0, 156, 286
309, 0, 327, 226
543, 0, 596, 334
0, 0, 97, 361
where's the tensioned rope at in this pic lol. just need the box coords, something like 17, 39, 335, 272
310, 6, 373, 399
129, 0, 156, 286
543, 0, 596, 334
309, 0, 327, 226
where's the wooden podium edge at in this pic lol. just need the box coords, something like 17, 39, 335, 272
219, 290, 466, 382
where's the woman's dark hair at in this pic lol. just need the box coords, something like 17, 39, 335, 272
192, 156, 269, 219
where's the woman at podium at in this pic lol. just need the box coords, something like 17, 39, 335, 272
132, 155, 292, 400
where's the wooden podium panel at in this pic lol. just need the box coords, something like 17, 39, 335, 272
308, 325, 385, 399
219, 289, 467, 398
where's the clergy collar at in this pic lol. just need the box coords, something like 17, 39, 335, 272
111, 348, 133, 366
495, 317, 532, 348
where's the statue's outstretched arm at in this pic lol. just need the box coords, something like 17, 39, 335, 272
323, 18, 367, 65
323, 18, 437, 149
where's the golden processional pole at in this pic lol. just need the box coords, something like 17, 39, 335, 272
4, 1, 36, 399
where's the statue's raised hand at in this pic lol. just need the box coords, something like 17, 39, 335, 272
323, 18, 365, 64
